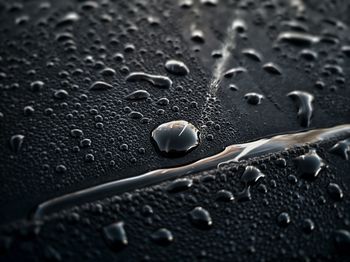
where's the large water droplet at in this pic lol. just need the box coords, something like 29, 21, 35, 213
151, 120, 200, 157
295, 149, 324, 179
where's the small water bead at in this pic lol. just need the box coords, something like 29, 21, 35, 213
55, 164, 67, 173
277, 212, 291, 227
223, 67, 247, 78
126, 72, 172, 88
341, 46, 350, 57
191, 29, 205, 43
102, 222, 128, 251
151, 120, 200, 157
244, 93, 264, 105
165, 60, 189, 76
23, 106, 34, 116
30, 80, 44, 92
179, 0, 193, 8
151, 228, 173, 245
229, 84, 239, 91
70, 129, 83, 138
156, 98, 169, 106
327, 183, 343, 201
329, 138, 350, 160
242, 48, 262, 62
315, 80, 325, 89
89, 81, 113, 91
295, 149, 324, 180
100, 68, 116, 77
263, 63, 282, 75
211, 50, 223, 58
277, 32, 320, 46
189, 207, 212, 229
299, 49, 318, 61
232, 19, 247, 33
302, 219, 315, 234
128, 111, 143, 119
287, 175, 298, 184
9, 134, 24, 153
166, 178, 193, 193
85, 154, 95, 162
55, 32, 73, 42
56, 12, 80, 27
275, 158, 287, 167
53, 89, 69, 100
215, 190, 234, 202
124, 90, 150, 101
80, 138, 91, 148
287, 91, 314, 128
200, 0, 218, 6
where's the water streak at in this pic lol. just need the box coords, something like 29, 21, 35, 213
33, 124, 350, 219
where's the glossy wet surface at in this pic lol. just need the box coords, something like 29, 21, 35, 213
1, 0, 350, 261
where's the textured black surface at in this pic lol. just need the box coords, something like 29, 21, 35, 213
0, 0, 350, 261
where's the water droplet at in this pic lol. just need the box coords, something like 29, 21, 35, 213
100, 68, 116, 77
244, 93, 264, 105
70, 129, 83, 138
241, 166, 265, 185
295, 149, 324, 180
242, 48, 262, 62
89, 81, 113, 91
30, 81, 44, 92
55, 164, 67, 173
9, 134, 24, 153
189, 207, 212, 229
302, 219, 315, 234
277, 32, 320, 46
215, 190, 234, 202
151, 228, 173, 245
126, 72, 172, 88
287, 91, 314, 127
166, 178, 193, 193
53, 89, 69, 100
299, 49, 318, 61
124, 90, 150, 101
238, 166, 265, 201
277, 212, 291, 227
151, 120, 200, 157
263, 62, 282, 75
165, 60, 189, 76
56, 12, 80, 27
329, 138, 350, 160
102, 222, 128, 251
23, 106, 34, 116
223, 67, 247, 78
327, 183, 343, 201
200, 0, 218, 6
341, 46, 350, 57
191, 29, 205, 43
229, 84, 239, 91
128, 111, 143, 119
